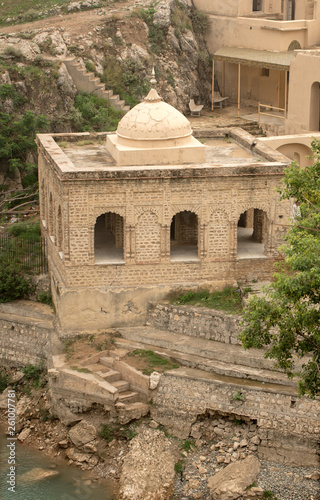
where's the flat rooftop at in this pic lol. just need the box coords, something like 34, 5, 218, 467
61, 138, 257, 170
36, 130, 289, 179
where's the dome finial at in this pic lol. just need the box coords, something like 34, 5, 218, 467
150, 67, 157, 88
144, 67, 162, 103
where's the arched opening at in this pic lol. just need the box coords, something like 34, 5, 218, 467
170, 211, 199, 261
237, 209, 267, 259
57, 206, 63, 253
309, 82, 320, 131
94, 212, 124, 264
48, 193, 53, 239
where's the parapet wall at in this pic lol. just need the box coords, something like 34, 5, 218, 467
149, 302, 242, 345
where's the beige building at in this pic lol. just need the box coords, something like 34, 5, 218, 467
37, 89, 291, 332
196, 0, 320, 136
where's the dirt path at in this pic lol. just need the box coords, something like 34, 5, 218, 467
0, 1, 141, 37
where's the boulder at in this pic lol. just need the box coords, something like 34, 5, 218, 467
118, 428, 175, 500
69, 420, 97, 447
207, 455, 261, 500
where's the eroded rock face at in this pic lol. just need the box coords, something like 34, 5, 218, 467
118, 427, 175, 500
207, 455, 261, 500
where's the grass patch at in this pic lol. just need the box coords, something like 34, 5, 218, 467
99, 422, 138, 443
174, 459, 184, 474
170, 286, 242, 314
127, 349, 179, 375
71, 366, 91, 373
181, 439, 196, 452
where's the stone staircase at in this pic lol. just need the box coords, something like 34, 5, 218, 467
83, 350, 142, 406
64, 58, 130, 113
49, 348, 150, 424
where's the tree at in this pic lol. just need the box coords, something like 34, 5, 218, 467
239, 139, 320, 398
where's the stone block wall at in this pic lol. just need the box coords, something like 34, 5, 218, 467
0, 317, 51, 367
152, 370, 320, 466
149, 303, 242, 344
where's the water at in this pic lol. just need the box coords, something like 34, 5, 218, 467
0, 430, 115, 500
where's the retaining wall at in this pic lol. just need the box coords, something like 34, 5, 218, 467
149, 302, 242, 344
151, 368, 320, 466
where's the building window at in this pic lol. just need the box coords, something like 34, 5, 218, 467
261, 68, 269, 77
253, 0, 263, 11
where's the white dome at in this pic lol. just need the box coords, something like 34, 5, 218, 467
116, 88, 192, 141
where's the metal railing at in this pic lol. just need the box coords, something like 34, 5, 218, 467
0, 234, 48, 274
258, 103, 286, 124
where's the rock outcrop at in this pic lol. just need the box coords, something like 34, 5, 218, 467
118, 427, 175, 500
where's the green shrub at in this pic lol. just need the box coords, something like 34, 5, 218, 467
21, 364, 46, 389
3, 46, 25, 60
70, 93, 122, 132
0, 267, 32, 303
191, 10, 211, 34
37, 290, 52, 306
7, 221, 41, 241
99, 424, 116, 443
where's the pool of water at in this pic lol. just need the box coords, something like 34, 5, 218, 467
0, 430, 115, 500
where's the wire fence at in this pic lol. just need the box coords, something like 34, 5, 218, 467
0, 234, 48, 274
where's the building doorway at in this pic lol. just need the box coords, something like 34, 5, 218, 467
94, 212, 124, 264
170, 211, 199, 261
237, 209, 267, 259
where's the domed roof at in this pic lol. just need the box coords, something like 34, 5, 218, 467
116, 88, 192, 141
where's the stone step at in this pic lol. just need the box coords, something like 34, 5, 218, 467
100, 356, 114, 368
87, 363, 110, 374
117, 391, 140, 404
115, 401, 150, 424
102, 369, 122, 383
112, 379, 130, 392
109, 348, 129, 359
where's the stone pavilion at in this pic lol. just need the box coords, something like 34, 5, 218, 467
37, 88, 291, 332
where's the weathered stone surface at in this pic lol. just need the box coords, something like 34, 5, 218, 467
149, 371, 162, 390
118, 428, 175, 500
207, 455, 261, 500
153, 0, 173, 28
69, 420, 97, 447
20, 468, 59, 483
66, 447, 93, 463
18, 428, 31, 442
50, 396, 81, 427
117, 402, 149, 425
0, 387, 10, 409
